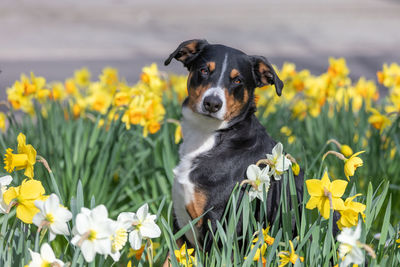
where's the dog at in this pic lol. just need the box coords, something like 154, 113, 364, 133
164, 39, 304, 253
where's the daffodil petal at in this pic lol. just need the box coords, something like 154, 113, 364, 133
16, 202, 39, 224
332, 197, 345, 211
330, 180, 348, 197
305, 196, 320, 210
3, 187, 18, 205
305, 179, 323, 196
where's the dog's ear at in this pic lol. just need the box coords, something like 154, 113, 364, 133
164, 39, 209, 69
249, 55, 283, 96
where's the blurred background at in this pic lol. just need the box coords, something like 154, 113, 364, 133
1, 0, 400, 99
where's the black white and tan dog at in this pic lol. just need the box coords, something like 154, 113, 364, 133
163, 39, 304, 255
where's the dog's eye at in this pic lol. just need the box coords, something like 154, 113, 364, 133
200, 68, 209, 76
233, 77, 242, 85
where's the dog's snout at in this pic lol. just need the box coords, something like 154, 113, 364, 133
203, 95, 222, 113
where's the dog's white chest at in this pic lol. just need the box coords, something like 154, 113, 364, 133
172, 106, 225, 245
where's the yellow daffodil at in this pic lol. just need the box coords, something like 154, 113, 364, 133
49, 83, 65, 101
340, 145, 353, 158
245, 243, 267, 266
65, 78, 77, 95
252, 226, 275, 246
174, 243, 195, 267
3, 179, 47, 223
175, 123, 182, 144
291, 99, 307, 120
174, 245, 195, 266
0, 112, 6, 132
140, 63, 166, 94
74, 67, 91, 87
368, 108, 391, 131
326, 139, 354, 158
4, 133, 37, 178
128, 242, 160, 260
114, 91, 131, 107
280, 126, 296, 144
327, 57, 349, 79
344, 151, 365, 181
291, 163, 300, 176
385, 89, 400, 114
377, 63, 400, 88
7, 79, 35, 115
337, 194, 366, 229
169, 74, 188, 101
305, 171, 347, 219
278, 240, 304, 267
100, 67, 119, 87
396, 238, 400, 248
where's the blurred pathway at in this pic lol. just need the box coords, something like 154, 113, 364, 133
1, 0, 400, 98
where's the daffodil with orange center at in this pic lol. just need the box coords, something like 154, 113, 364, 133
4, 133, 37, 179
252, 226, 275, 246
174, 243, 195, 267
305, 171, 347, 219
278, 240, 304, 267
3, 179, 47, 224
245, 243, 267, 267
344, 151, 364, 181
337, 194, 366, 230
368, 108, 391, 131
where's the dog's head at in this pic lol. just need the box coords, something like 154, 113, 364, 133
165, 39, 283, 123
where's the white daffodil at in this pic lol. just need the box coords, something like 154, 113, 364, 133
337, 222, 364, 267
27, 243, 64, 267
0, 175, 13, 213
108, 213, 132, 261
266, 142, 292, 180
71, 205, 114, 262
246, 164, 271, 201
33, 193, 72, 241
119, 203, 161, 250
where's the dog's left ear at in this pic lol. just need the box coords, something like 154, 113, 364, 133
164, 39, 209, 69
249, 55, 283, 96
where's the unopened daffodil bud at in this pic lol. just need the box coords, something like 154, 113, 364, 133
340, 144, 353, 158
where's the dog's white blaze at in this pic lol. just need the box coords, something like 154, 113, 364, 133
217, 53, 228, 87
172, 106, 226, 246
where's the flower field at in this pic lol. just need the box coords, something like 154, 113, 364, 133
0, 59, 399, 266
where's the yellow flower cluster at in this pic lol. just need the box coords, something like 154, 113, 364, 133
2, 133, 48, 224
6, 64, 188, 137
254, 59, 398, 126
306, 170, 366, 229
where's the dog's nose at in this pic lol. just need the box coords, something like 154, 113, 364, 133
203, 95, 223, 113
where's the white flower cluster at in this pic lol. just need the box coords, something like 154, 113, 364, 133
245, 142, 292, 201
23, 189, 160, 265
71, 203, 161, 262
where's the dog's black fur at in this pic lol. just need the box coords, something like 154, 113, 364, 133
165, 39, 304, 251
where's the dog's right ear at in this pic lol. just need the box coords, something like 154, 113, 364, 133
164, 39, 209, 69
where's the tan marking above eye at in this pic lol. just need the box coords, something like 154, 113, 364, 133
230, 68, 240, 79
207, 62, 216, 72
